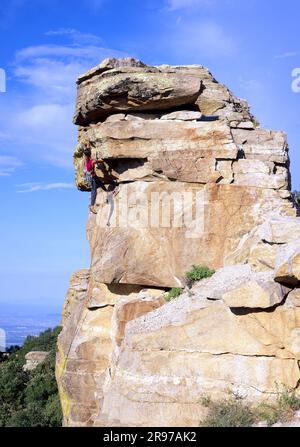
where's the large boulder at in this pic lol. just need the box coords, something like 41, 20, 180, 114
23, 351, 49, 372
192, 264, 290, 309
74, 58, 253, 126
57, 58, 300, 427
95, 281, 300, 427
74, 63, 202, 125
275, 243, 300, 286
225, 217, 300, 272
86, 183, 294, 288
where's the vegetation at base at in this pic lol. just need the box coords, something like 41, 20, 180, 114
165, 265, 216, 301
165, 288, 183, 302
256, 388, 300, 426
186, 265, 215, 287
0, 327, 62, 427
200, 388, 300, 427
200, 398, 255, 427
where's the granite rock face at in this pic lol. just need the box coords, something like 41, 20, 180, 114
74, 58, 252, 126
56, 270, 165, 426
96, 285, 300, 427
56, 58, 300, 427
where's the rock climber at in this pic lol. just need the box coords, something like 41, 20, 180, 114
83, 146, 117, 214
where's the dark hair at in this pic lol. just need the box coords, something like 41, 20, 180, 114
83, 148, 91, 157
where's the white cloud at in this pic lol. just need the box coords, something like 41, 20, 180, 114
166, 0, 212, 10
16, 43, 116, 62
274, 51, 299, 60
164, 20, 236, 59
85, 0, 107, 11
46, 28, 104, 45
14, 58, 81, 101
238, 78, 264, 93
17, 182, 75, 193
166, 0, 253, 12
0, 155, 22, 176
13, 103, 76, 167
0, 29, 129, 169
14, 43, 127, 102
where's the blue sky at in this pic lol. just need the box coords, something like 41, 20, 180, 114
0, 0, 299, 316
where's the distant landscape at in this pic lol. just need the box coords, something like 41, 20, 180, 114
0, 314, 61, 349
0, 327, 62, 427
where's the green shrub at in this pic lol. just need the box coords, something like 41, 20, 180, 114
277, 388, 300, 416
186, 265, 215, 286
201, 398, 255, 427
255, 389, 300, 427
0, 357, 28, 406
21, 327, 61, 360
43, 394, 63, 427
25, 364, 58, 403
8, 403, 46, 427
201, 388, 300, 428
199, 395, 212, 408
165, 288, 183, 301
255, 403, 280, 427
0, 327, 62, 427
0, 402, 14, 426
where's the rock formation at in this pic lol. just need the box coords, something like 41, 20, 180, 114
23, 351, 49, 372
56, 58, 300, 427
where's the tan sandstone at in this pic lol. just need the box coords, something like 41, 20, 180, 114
57, 58, 300, 427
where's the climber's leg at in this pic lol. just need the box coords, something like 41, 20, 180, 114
90, 177, 106, 214
89, 178, 97, 214
92, 177, 108, 202
90, 177, 97, 206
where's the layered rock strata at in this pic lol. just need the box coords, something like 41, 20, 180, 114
56, 58, 300, 427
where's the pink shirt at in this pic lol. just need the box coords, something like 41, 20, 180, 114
86, 159, 95, 176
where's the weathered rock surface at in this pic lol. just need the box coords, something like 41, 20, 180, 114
160, 110, 203, 121
93, 270, 300, 427
74, 58, 253, 126
85, 183, 294, 288
198, 265, 290, 309
57, 58, 300, 427
56, 271, 165, 426
275, 243, 300, 286
231, 128, 289, 163
74, 64, 202, 125
23, 351, 49, 371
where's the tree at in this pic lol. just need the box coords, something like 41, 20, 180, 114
0, 327, 62, 427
